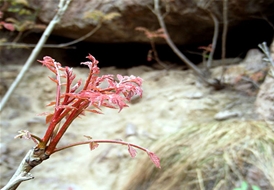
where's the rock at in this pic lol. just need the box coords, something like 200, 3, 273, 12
255, 40, 274, 124
125, 123, 137, 137
27, 0, 274, 44
185, 91, 203, 99
241, 49, 267, 72
255, 75, 274, 122
0, 143, 8, 154
214, 110, 241, 121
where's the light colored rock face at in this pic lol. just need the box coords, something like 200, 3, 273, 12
28, 0, 274, 44
255, 40, 274, 124
255, 75, 274, 122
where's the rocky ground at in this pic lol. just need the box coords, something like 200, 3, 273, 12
0, 49, 271, 190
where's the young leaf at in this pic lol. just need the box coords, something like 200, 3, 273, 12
14, 130, 40, 144
89, 141, 99, 150
147, 151, 161, 168
45, 113, 54, 124
128, 144, 137, 158
14, 130, 32, 140
84, 135, 99, 150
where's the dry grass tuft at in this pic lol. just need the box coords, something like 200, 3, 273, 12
123, 121, 274, 190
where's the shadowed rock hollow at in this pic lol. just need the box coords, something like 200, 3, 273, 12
28, 0, 274, 45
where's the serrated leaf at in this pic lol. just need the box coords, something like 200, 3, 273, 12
14, 130, 31, 140
147, 151, 161, 168
48, 76, 58, 84
45, 113, 54, 124
46, 101, 56, 107
89, 141, 99, 150
85, 109, 103, 114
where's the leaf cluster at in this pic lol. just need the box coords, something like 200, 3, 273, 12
15, 54, 160, 169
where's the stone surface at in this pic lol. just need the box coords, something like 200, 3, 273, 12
214, 110, 241, 121
27, 0, 274, 44
255, 75, 274, 122
255, 40, 274, 124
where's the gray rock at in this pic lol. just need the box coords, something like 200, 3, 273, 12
27, 0, 274, 44
255, 75, 274, 122
214, 110, 241, 121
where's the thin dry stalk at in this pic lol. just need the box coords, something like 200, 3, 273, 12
206, 11, 219, 69
0, 23, 101, 49
153, 0, 223, 89
222, 0, 228, 60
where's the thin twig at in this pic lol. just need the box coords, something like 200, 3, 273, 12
153, 0, 217, 87
150, 39, 169, 69
0, 18, 102, 48
258, 41, 274, 77
52, 139, 150, 154
0, 0, 72, 112
222, 0, 228, 60
0, 43, 76, 49
206, 11, 219, 68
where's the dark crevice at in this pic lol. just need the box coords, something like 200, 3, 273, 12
0, 17, 273, 68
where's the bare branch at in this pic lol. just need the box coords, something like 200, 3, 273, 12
153, 0, 216, 86
207, 11, 219, 68
222, 0, 228, 60
0, 22, 101, 50
258, 42, 274, 77
0, 43, 76, 49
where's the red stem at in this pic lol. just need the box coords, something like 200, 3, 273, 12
42, 108, 65, 145
54, 61, 62, 108
83, 69, 94, 90
42, 64, 65, 145
62, 68, 72, 103
52, 139, 148, 154
45, 100, 89, 155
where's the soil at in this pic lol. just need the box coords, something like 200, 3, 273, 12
0, 59, 264, 190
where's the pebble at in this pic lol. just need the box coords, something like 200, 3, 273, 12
125, 123, 137, 137
0, 143, 8, 154
214, 110, 241, 121
185, 92, 203, 99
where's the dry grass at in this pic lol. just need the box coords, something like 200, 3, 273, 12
123, 121, 274, 190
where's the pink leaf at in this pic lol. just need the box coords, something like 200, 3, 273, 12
3, 23, 15, 31
89, 141, 99, 150
147, 151, 161, 168
117, 74, 124, 81
48, 76, 58, 84
85, 109, 103, 114
14, 130, 39, 144
45, 113, 54, 124
84, 136, 99, 150
128, 144, 137, 158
